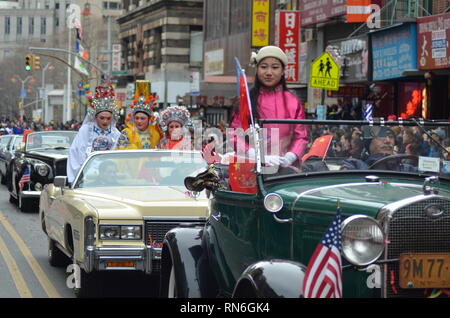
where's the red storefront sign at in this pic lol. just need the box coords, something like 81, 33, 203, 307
417, 12, 450, 70
300, 0, 346, 27
275, 10, 301, 83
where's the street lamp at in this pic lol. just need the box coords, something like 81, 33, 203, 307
11, 75, 33, 121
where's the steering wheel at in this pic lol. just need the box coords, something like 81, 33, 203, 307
369, 154, 419, 170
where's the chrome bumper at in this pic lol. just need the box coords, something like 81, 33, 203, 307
84, 245, 161, 274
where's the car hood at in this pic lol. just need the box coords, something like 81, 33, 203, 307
274, 181, 440, 218
28, 150, 69, 159
73, 186, 209, 219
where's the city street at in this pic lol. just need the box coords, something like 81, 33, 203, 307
0, 185, 159, 298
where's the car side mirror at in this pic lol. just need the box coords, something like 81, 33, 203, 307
54, 176, 68, 194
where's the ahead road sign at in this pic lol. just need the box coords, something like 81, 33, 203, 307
309, 52, 340, 91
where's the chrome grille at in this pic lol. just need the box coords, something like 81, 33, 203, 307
145, 221, 181, 247
55, 159, 67, 176
385, 197, 450, 298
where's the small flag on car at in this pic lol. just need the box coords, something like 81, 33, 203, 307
19, 167, 31, 191
301, 135, 333, 162
302, 200, 343, 298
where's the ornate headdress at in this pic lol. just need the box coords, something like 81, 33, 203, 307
126, 95, 158, 124
86, 85, 119, 118
125, 80, 159, 124
159, 106, 191, 131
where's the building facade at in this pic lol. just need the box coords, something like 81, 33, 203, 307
116, 0, 203, 117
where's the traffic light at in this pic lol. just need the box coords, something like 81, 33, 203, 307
25, 54, 33, 71
33, 55, 41, 70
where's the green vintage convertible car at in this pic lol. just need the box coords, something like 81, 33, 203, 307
160, 118, 450, 298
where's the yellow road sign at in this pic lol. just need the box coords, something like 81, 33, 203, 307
309, 52, 340, 91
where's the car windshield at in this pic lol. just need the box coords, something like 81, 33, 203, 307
26, 131, 76, 151
247, 119, 450, 181
12, 136, 22, 150
74, 151, 207, 188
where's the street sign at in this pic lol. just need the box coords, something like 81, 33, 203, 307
309, 52, 340, 91
20, 89, 27, 98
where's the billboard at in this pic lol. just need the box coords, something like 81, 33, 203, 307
417, 12, 450, 70
371, 23, 417, 81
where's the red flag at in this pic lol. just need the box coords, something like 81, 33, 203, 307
301, 135, 333, 162
239, 73, 251, 131
235, 57, 253, 131
23, 129, 33, 142
228, 156, 257, 194
346, 0, 372, 23
302, 205, 343, 298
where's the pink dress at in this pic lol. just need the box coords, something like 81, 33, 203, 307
230, 86, 308, 158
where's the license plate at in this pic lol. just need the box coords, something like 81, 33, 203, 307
399, 253, 450, 289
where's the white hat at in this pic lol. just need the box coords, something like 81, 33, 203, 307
250, 46, 288, 67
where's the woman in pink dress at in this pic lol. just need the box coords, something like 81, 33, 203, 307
230, 46, 308, 168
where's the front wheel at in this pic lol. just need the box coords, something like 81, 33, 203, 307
48, 239, 70, 267
73, 267, 102, 298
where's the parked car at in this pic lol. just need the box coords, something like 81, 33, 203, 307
39, 150, 209, 297
0, 135, 22, 185
160, 119, 450, 298
8, 131, 77, 212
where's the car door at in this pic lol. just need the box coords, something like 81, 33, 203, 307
207, 188, 260, 296
44, 186, 67, 246
0, 136, 12, 175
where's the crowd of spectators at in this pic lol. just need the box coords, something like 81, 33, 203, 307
309, 123, 450, 162
0, 117, 83, 135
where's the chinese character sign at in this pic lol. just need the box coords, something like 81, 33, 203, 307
275, 11, 301, 83
417, 12, 450, 70
252, 0, 270, 47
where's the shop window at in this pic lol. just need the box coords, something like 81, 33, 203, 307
398, 82, 425, 119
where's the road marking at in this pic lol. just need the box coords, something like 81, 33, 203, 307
0, 213, 61, 298
0, 231, 32, 298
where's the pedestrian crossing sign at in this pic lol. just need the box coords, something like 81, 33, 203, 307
309, 52, 340, 91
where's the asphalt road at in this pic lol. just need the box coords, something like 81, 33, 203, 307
0, 184, 160, 298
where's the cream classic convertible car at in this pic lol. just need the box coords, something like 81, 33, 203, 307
39, 150, 209, 297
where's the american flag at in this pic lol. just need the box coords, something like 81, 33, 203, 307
18, 167, 31, 191
302, 204, 343, 298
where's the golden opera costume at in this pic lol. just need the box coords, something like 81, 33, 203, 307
116, 81, 163, 150
157, 105, 193, 150
67, 85, 121, 184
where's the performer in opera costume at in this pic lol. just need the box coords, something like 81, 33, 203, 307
116, 81, 163, 150
157, 105, 192, 150
67, 85, 121, 184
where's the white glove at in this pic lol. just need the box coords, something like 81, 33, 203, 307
264, 155, 282, 166
279, 152, 298, 167
220, 152, 235, 165
247, 148, 256, 160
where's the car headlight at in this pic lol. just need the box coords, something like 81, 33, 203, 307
264, 193, 284, 213
120, 226, 142, 240
99, 225, 142, 240
99, 225, 120, 240
35, 164, 49, 177
341, 215, 385, 266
